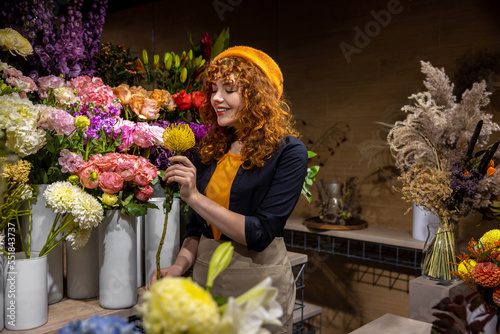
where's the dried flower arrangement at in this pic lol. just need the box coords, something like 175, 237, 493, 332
387, 61, 500, 281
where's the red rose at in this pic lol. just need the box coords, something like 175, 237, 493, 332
200, 32, 212, 62
172, 89, 192, 111
191, 91, 206, 109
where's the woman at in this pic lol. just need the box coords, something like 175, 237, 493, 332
148, 46, 308, 333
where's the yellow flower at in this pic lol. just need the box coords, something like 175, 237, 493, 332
138, 277, 220, 334
0, 28, 33, 58
163, 123, 195, 153
457, 259, 477, 281
2, 159, 31, 183
101, 193, 118, 207
479, 229, 500, 248
74, 116, 90, 131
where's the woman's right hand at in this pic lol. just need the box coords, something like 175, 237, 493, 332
146, 264, 183, 290
163, 155, 200, 204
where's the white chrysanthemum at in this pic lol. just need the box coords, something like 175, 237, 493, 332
0, 28, 33, 58
138, 277, 220, 334
71, 191, 104, 229
65, 226, 93, 250
43, 181, 80, 214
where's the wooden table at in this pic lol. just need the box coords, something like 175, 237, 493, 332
0, 288, 145, 334
349, 313, 432, 334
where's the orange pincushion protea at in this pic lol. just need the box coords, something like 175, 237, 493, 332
472, 262, 500, 288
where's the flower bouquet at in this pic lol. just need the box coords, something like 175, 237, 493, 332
455, 229, 500, 312
387, 61, 500, 282
72, 152, 159, 216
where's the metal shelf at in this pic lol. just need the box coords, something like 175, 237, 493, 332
284, 228, 423, 271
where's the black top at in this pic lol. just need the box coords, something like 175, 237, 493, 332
185, 136, 308, 252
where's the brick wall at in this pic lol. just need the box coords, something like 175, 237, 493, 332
102, 1, 500, 332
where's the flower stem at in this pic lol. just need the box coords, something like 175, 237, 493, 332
156, 186, 174, 280
422, 224, 458, 281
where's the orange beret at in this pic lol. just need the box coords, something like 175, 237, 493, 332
212, 46, 283, 97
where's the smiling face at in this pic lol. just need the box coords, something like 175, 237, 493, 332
210, 76, 244, 130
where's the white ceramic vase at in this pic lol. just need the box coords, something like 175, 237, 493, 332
412, 202, 440, 241
20, 184, 64, 304
4, 252, 48, 331
98, 210, 138, 309
145, 197, 180, 283
66, 229, 99, 299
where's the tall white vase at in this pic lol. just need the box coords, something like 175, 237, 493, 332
98, 210, 138, 309
66, 229, 99, 299
136, 215, 144, 288
145, 197, 180, 283
4, 252, 48, 330
412, 202, 440, 241
20, 184, 64, 304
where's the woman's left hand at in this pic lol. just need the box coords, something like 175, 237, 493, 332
162, 155, 199, 204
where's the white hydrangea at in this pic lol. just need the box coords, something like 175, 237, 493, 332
0, 93, 36, 130
5, 126, 46, 157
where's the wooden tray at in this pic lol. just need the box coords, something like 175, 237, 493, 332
303, 216, 368, 230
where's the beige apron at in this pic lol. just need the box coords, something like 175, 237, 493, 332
193, 235, 295, 334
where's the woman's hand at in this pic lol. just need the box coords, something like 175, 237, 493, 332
162, 155, 200, 204
146, 264, 183, 290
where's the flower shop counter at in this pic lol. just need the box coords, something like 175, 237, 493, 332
0, 288, 145, 334
284, 216, 425, 270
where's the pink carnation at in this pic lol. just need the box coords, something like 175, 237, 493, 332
37, 75, 66, 99
2, 67, 23, 79
58, 149, 85, 174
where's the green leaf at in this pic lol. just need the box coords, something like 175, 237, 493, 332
125, 203, 147, 216
211, 27, 229, 59
307, 150, 317, 159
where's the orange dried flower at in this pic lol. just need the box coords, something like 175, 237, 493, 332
493, 286, 500, 307
488, 160, 495, 168
464, 171, 470, 176
472, 262, 500, 287
487, 166, 496, 176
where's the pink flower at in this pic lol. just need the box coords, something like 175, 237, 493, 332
133, 161, 158, 186
113, 118, 136, 152
134, 185, 154, 202
133, 122, 155, 148
38, 75, 66, 89
115, 156, 141, 181
76, 164, 100, 189
58, 149, 85, 174
2, 67, 23, 79
149, 125, 165, 146
50, 109, 75, 135
99, 172, 124, 194
70, 76, 115, 111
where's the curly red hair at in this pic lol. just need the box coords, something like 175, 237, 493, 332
198, 56, 300, 169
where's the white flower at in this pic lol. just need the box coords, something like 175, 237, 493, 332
65, 226, 93, 250
71, 191, 104, 229
18, 183, 33, 201
219, 277, 283, 334
43, 181, 80, 214
6, 126, 46, 157
0, 61, 9, 71
53, 86, 76, 105
0, 28, 33, 58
